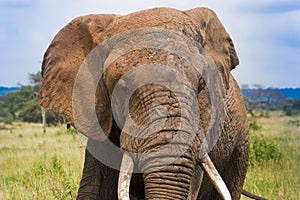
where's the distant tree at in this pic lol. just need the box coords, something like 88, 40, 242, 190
29, 71, 43, 92
242, 84, 286, 117
29, 72, 43, 85
18, 98, 66, 125
283, 99, 300, 116
45, 110, 68, 126
0, 103, 13, 124
25, 71, 67, 126
0, 71, 67, 126
3, 85, 36, 119
19, 99, 42, 123
28, 71, 47, 132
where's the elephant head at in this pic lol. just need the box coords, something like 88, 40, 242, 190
39, 7, 243, 200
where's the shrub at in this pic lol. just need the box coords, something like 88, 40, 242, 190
0, 125, 8, 130
249, 118, 262, 132
283, 99, 300, 116
249, 134, 282, 166
0, 105, 13, 124
287, 119, 300, 127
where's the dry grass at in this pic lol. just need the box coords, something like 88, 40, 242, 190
0, 123, 86, 199
0, 111, 299, 199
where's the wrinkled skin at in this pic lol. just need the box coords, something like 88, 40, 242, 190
39, 7, 249, 200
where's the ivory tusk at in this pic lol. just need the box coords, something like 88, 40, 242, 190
200, 153, 232, 200
118, 152, 134, 200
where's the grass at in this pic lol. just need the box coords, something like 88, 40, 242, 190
0, 111, 299, 199
0, 123, 86, 199
242, 111, 300, 200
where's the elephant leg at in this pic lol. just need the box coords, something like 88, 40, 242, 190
221, 137, 249, 200
77, 149, 119, 200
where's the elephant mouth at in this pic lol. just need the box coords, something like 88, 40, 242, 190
117, 152, 232, 200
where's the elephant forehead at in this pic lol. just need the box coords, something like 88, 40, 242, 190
104, 48, 200, 94
101, 8, 204, 45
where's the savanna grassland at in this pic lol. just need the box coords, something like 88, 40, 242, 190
0, 111, 299, 199
242, 111, 300, 200
0, 123, 86, 199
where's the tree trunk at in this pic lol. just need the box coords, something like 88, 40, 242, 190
41, 106, 46, 134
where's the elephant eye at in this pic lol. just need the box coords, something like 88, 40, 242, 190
201, 20, 207, 29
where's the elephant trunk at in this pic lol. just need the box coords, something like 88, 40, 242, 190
142, 149, 194, 199
118, 141, 195, 200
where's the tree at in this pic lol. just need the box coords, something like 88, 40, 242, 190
26, 71, 67, 127
0, 103, 13, 124
19, 99, 42, 123
0, 71, 67, 126
242, 84, 286, 117
283, 99, 300, 116
18, 99, 66, 125
29, 72, 43, 88
2, 85, 36, 120
29, 71, 47, 132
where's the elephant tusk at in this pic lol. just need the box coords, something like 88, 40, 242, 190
200, 153, 232, 200
118, 152, 134, 200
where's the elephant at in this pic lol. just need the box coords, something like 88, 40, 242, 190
39, 7, 250, 200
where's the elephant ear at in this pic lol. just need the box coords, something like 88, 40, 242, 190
186, 8, 239, 90
39, 14, 118, 139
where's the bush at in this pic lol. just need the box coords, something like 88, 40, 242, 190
249, 118, 262, 132
249, 134, 282, 166
287, 119, 300, 127
0, 104, 13, 124
283, 105, 293, 116
0, 124, 8, 130
283, 99, 300, 116
46, 110, 68, 126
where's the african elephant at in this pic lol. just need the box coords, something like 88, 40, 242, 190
39, 7, 249, 200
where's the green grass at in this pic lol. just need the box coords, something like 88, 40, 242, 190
0, 112, 299, 199
242, 112, 300, 200
0, 123, 86, 199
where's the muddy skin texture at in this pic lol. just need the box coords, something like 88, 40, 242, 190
39, 7, 249, 200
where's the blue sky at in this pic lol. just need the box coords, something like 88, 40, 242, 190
0, 0, 299, 88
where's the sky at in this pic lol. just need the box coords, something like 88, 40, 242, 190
0, 0, 299, 88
